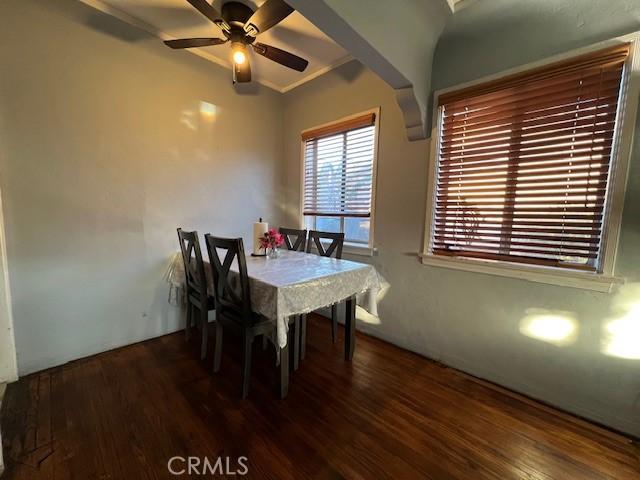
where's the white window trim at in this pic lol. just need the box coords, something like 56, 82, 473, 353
421, 33, 640, 293
299, 107, 381, 254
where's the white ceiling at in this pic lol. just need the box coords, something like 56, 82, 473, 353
82, 0, 351, 92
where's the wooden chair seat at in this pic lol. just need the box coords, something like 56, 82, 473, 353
216, 307, 269, 329
187, 292, 215, 310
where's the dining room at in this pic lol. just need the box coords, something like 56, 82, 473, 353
1, 0, 640, 479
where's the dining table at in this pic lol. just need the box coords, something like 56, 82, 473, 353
170, 248, 383, 397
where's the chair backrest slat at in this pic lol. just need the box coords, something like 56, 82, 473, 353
306, 230, 345, 259
177, 229, 207, 298
204, 235, 253, 325
279, 227, 307, 252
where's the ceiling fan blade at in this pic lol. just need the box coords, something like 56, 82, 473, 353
186, 0, 221, 22
164, 38, 227, 49
186, 0, 230, 31
233, 57, 252, 83
252, 42, 308, 72
243, 0, 294, 36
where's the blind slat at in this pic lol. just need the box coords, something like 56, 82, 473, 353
439, 183, 608, 195
434, 233, 600, 246
441, 130, 615, 157
432, 237, 600, 251
441, 101, 619, 138
438, 158, 611, 179
435, 219, 602, 228
441, 116, 617, 148
436, 225, 601, 235
433, 249, 597, 270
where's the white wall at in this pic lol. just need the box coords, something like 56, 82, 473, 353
0, 0, 284, 375
282, 60, 640, 437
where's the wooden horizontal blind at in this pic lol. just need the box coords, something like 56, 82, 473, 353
431, 44, 630, 270
303, 113, 376, 218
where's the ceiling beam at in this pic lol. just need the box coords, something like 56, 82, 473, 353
286, 0, 451, 141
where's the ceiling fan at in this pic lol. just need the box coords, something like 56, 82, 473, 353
164, 0, 309, 83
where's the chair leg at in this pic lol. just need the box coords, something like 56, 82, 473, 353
185, 303, 192, 342
293, 316, 300, 372
344, 296, 356, 361
279, 343, 289, 399
331, 304, 338, 343
262, 335, 268, 351
300, 314, 307, 360
213, 320, 223, 373
242, 331, 254, 399
200, 307, 208, 360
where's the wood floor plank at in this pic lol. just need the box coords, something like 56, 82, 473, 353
1, 314, 638, 479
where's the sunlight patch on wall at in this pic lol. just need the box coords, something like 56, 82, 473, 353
180, 101, 220, 131
602, 284, 640, 360
519, 309, 578, 346
199, 101, 218, 122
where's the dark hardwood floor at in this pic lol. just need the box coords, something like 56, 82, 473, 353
1, 314, 638, 479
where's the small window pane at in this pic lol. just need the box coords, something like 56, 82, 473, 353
316, 216, 341, 233
304, 216, 314, 231
345, 218, 370, 244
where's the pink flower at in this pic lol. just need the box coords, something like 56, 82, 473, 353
259, 229, 284, 250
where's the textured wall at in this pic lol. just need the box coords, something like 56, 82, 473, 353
0, 0, 284, 374
433, 0, 640, 91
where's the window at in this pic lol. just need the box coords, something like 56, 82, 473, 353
302, 109, 379, 250
423, 38, 640, 291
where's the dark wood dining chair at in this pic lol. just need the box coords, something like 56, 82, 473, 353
177, 228, 216, 360
204, 234, 286, 399
279, 227, 307, 252
302, 230, 346, 356
306, 230, 345, 260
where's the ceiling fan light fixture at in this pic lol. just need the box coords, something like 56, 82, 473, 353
231, 42, 247, 65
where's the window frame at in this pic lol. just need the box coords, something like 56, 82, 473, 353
299, 107, 381, 255
421, 33, 640, 292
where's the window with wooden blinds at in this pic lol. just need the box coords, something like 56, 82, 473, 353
303, 113, 376, 219
430, 44, 630, 271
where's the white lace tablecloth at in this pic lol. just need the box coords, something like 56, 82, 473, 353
168, 250, 383, 348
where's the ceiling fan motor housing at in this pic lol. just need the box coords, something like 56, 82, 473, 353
221, 1, 254, 28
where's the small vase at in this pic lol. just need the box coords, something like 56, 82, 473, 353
267, 246, 280, 259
